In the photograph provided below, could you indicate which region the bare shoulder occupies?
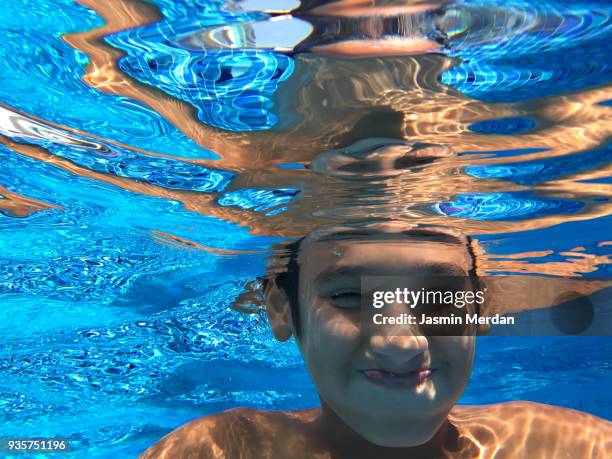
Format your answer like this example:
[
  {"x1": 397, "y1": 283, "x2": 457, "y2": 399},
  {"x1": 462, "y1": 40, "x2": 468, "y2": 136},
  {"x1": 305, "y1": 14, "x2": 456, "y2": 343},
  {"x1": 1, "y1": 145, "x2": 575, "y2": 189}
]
[
  {"x1": 139, "y1": 409, "x2": 230, "y2": 459},
  {"x1": 140, "y1": 408, "x2": 319, "y2": 459},
  {"x1": 452, "y1": 402, "x2": 611, "y2": 458}
]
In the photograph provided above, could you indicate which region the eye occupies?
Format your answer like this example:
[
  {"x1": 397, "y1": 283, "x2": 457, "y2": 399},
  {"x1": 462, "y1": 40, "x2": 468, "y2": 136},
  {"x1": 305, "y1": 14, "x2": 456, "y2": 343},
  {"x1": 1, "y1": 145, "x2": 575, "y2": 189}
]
[{"x1": 328, "y1": 289, "x2": 362, "y2": 309}]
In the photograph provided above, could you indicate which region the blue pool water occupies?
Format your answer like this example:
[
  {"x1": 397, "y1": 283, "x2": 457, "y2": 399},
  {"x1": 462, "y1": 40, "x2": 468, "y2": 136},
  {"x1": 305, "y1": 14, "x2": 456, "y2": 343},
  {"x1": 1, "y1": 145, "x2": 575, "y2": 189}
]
[{"x1": 0, "y1": 0, "x2": 611, "y2": 457}]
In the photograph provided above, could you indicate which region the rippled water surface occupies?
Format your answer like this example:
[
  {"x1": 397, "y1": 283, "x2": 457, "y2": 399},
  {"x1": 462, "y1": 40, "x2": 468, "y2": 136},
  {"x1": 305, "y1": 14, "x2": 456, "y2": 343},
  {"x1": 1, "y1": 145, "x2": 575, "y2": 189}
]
[{"x1": 1, "y1": 0, "x2": 611, "y2": 457}]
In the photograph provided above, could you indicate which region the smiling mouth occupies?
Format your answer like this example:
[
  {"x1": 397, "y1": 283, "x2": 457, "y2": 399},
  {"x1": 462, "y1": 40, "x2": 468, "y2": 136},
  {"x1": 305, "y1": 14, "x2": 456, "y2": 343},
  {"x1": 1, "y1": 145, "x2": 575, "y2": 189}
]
[{"x1": 359, "y1": 368, "x2": 436, "y2": 388}]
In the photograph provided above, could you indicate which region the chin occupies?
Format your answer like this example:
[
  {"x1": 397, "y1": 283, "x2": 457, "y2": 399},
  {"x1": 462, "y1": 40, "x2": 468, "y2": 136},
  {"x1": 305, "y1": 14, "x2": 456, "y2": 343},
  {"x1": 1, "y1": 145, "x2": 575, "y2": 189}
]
[
  {"x1": 361, "y1": 430, "x2": 439, "y2": 448},
  {"x1": 352, "y1": 415, "x2": 446, "y2": 448}
]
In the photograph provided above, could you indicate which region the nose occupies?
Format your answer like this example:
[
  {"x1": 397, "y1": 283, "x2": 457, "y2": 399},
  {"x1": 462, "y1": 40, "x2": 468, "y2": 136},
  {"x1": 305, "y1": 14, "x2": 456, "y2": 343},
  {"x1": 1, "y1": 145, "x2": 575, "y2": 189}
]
[{"x1": 369, "y1": 333, "x2": 429, "y2": 365}]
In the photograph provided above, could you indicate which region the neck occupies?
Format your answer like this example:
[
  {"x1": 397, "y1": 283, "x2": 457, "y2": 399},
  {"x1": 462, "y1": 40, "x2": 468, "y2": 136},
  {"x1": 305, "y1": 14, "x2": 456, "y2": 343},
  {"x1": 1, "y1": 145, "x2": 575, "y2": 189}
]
[{"x1": 315, "y1": 400, "x2": 458, "y2": 459}]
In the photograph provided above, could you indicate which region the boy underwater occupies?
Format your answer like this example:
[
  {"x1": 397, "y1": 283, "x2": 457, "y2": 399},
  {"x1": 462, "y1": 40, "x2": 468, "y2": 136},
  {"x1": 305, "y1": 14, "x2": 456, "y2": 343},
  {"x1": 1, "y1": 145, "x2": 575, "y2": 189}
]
[{"x1": 142, "y1": 222, "x2": 611, "y2": 458}]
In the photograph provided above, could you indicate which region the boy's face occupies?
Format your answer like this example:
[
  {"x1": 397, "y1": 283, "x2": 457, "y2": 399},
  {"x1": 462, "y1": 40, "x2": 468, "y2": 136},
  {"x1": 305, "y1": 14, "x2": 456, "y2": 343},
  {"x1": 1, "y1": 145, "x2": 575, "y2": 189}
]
[{"x1": 274, "y1": 226, "x2": 476, "y2": 447}]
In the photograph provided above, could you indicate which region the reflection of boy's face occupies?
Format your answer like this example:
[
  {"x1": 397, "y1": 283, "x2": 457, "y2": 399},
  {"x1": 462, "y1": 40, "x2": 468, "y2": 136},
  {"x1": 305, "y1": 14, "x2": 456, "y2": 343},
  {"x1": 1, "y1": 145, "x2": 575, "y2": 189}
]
[{"x1": 281, "y1": 229, "x2": 476, "y2": 447}]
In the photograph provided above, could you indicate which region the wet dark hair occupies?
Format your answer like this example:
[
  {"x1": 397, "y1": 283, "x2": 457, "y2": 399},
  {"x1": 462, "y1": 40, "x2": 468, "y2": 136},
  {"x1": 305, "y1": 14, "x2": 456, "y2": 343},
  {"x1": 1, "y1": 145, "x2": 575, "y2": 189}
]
[
  {"x1": 269, "y1": 231, "x2": 480, "y2": 338},
  {"x1": 272, "y1": 238, "x2": 304, "y2": 337}
]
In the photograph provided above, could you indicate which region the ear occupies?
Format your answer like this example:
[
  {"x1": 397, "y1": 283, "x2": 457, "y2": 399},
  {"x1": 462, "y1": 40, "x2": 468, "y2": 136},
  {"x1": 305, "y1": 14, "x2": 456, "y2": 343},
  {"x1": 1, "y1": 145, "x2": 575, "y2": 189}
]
[
  {"x1": 468, "y1": 238, "x2": 491, "y2": 335},
  {"x1": 475, "y1": 317, "x2": 492, "y2": 336},
  {"x1": 265, "y1": 279, "x2": 293, "y2": 342}
]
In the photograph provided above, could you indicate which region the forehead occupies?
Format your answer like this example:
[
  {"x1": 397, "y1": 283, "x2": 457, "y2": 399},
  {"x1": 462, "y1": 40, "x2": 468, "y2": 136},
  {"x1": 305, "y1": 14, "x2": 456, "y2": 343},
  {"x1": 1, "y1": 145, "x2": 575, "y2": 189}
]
[{"x1": 299, "y1": 234, "x2": 472, "y2": 281}]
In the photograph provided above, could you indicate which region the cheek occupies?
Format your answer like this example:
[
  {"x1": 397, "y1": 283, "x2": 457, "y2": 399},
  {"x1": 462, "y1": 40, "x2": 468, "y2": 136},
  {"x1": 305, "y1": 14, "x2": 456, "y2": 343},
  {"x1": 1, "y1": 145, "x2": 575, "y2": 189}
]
[
  {"x1": 432, "y1": 336, "x2": 474, "y2": 380},
  {"x1": 301, "y1": 305, "x2": 363, "y2": 377}
]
